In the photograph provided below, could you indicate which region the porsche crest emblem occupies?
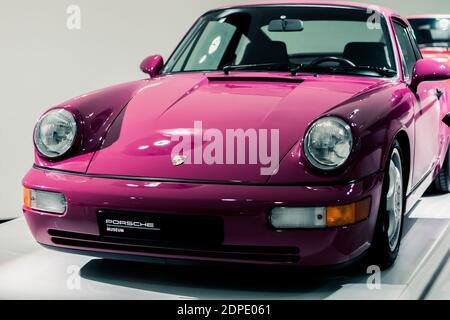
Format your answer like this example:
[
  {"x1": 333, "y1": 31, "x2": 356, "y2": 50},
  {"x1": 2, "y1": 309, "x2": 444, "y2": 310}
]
[{"x1": 172, "y1": 155, "x2": 188, "y2": 166}]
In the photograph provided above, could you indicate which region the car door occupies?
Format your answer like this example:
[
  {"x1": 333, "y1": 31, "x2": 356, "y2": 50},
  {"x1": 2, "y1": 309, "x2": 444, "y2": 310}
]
[{"x1": 393, "y1": 20, "x2": 443, "y2": 187}]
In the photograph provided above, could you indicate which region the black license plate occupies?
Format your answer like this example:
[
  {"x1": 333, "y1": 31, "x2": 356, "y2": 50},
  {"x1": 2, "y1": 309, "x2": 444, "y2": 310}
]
[{"x1": 97, "y1": 210, "x2": 224, "y2": 245}]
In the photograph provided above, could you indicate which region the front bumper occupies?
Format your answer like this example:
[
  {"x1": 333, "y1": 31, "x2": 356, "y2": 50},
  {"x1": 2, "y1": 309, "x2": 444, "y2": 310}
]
[{"x1": 23, "y1": 167, "x2": 384, "y2": 266}]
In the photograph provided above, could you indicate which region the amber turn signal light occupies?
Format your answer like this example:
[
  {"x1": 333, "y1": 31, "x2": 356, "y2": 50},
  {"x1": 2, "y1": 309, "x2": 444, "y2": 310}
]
[
  {"x1": 326, "y1": 198, "x2": 371, "y2": 227},
  {"x1": 23, "y1": 187, "x2": 31, "y2": 209},
  {"x1": 269, "y1": 198, "x2": 371, "y2": 229}
]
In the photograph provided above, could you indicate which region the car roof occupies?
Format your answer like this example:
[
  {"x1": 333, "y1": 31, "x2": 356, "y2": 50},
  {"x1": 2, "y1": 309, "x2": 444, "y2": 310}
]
[{"x1": 213, "y1": 1, "x2": 397, "y2": 17}]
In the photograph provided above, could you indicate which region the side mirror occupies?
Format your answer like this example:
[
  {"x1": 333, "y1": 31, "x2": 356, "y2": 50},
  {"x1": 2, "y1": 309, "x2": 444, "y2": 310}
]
[
  {"x1": 444, "y1": 113, "x2": 450, "y2": 127},
  {"x1": 140, "y1": 55, "x2": 164, "y2": 78},
  {"x1": 410, "y1": 59, "x2": 450, "y2": 93}
]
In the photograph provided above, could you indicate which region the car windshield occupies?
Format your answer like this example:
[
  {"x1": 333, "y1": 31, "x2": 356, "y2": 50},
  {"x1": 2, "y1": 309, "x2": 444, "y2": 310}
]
[
  {"x1": 163, "y1": 6, "x2": 397, "y2": 77},
  {"x1": 409, "y1": 18, "x2": 450, "y2": 48}
]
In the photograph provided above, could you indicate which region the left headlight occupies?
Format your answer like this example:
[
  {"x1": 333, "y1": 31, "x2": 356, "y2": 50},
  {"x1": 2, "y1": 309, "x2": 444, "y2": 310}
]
[
  {"x1": 304, "y1": 117, "x2": 353, "y2": 170},
  {"x1": 34, "y1": 109, "x2": 77, "y2": 158}
]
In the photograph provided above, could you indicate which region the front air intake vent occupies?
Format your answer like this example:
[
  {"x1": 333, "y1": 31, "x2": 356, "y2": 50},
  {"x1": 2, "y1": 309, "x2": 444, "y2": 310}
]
[
  {"x1": 208, "y1": 76, "x2": 304, "y2": 84},
  {"x1": 48, "y1": 229, "x2": 300, "y2": 264}
]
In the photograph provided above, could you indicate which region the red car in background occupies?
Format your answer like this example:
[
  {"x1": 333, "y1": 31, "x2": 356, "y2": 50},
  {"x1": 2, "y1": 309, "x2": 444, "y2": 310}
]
[{"x1": 408, "y1": 15, "x2": 450, "y2": 64}]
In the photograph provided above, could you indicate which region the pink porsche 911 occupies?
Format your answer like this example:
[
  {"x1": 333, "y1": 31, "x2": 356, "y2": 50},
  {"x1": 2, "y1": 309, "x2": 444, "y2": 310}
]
[{"x1": 23, "y1": 1, "x2": 450, "y2": 269}]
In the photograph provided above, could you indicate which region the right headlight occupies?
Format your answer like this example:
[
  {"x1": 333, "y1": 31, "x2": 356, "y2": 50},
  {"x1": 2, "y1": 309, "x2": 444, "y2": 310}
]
[
  {"x1": 34, "y1": 109, "x2": 77, "y2": 158},
  {"x1": 304, "y1": 117, "x2": 353, "y2": 170}
]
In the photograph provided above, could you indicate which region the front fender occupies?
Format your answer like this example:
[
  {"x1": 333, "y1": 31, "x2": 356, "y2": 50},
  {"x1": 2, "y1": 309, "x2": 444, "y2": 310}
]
[
  {"x1": 271, "y1": 82, "x2": 416, "y2": 188},
  {"x1": 34, "y1": 80, "x2": 149, "y2": 173}
]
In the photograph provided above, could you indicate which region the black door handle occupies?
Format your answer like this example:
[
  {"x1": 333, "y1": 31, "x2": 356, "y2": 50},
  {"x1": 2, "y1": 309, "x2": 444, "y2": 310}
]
[{"x1": 436, "y1": 89, "x2": 444, "y2": 100}]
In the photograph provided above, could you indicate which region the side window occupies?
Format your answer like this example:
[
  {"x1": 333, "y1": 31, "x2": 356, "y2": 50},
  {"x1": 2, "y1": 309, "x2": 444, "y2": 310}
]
[
  {"x1": 393, "y1": 22, "x2": 418, "y2": 79},
  {"x1": 408, "y1": 28, "x2": 423, "y2": 60}
]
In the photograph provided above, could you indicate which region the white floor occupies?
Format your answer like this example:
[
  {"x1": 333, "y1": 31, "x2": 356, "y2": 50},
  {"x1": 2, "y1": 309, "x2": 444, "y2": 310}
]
[{"x1": 0, "y1": 193, "x2": 449, "y2": 300}]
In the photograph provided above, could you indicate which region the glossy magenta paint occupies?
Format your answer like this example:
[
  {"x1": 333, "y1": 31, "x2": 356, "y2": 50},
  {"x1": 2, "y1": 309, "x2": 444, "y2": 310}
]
[
  {"x1": 410, "y1": 58, "x2": 450, "y2": 92},
  {"x1": 23, "y1": 2, "x2": 450, "y2": 266},
  {"x1": 87, "y1": 73, "x2": 387, "y2": 184},
  {"x1": 140, "y1": 55, "x2": 164, "y2": 78},
  {"x1": 34, "y1": 80, "x2": 148, "y2": 173}
]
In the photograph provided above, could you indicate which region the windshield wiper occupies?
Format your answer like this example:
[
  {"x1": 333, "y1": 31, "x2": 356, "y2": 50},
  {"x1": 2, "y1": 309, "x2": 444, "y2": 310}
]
[
  {"x1": 223, "y1": 63, "x2": 396, "y2": 78},
  {"x1": 291, "y1": 65, "x2": 397, "y2": 77}
]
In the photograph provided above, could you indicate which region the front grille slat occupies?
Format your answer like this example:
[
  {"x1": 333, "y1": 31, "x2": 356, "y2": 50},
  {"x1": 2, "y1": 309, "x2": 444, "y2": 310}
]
[{"x1": 48, "y1": 229, "x2": 300, "y2": 263}]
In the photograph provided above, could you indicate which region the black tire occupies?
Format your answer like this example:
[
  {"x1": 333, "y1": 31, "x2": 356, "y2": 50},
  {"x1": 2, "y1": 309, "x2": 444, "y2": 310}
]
[
  {"x1": 368, "y1": 140, "x2": 405, "y2": 270},
  {"x1": 433, "y1": 146, "x2": 450, "y2": 193}
]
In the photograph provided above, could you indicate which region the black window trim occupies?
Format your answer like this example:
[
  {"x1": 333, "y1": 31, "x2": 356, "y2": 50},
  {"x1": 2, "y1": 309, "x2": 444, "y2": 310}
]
[
  {"x1": 406, "y1": 28, "x2": 423, "y2": 61},
  {"x1": 394, "y1": 17, "x2": 423, "y2": 60}
]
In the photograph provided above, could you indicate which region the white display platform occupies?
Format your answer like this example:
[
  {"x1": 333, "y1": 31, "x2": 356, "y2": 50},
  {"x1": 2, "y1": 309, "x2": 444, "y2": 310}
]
[{"x1": 0, "y1": 193, "x2": 449, "y2": 300}]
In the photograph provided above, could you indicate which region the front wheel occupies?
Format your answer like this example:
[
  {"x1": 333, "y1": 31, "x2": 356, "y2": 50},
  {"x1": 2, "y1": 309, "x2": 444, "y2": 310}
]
[
  {"x1": 368, "y1": 141, "x2": 404, "y2": 270},
  {"x1": 433, "y1": 146, "x2": 450, "y2": 193}
]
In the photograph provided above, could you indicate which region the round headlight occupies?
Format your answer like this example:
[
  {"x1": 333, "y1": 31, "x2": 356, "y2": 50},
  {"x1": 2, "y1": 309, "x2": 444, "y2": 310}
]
[
  {"x1": 34, "y1": 109, "x2": 77, "y2": 158},
  {"x1": 304, "y1": 117, "x2": 353, "y2": 170}
]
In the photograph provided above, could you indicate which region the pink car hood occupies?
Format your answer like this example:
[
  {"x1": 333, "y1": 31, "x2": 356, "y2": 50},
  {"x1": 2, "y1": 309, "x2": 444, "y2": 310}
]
[{"x1": 87, "y1": 72, "x2": 385, "y2": 183}]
